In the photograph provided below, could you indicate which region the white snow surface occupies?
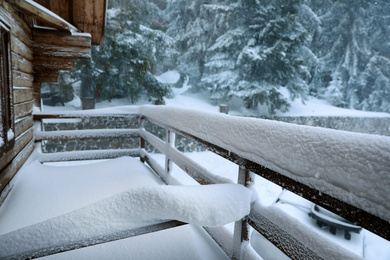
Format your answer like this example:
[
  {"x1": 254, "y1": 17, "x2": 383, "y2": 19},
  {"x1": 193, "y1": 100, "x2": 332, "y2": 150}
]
[
  {"x1": 0, "y1": 157, "x2": 251, "y2": 259},
  {"x1": 154, "y1": 70, "x2": 181, "y2": 84},
  {"x1": 139, "y1": 105, "x2": 390, "y2": 223}
]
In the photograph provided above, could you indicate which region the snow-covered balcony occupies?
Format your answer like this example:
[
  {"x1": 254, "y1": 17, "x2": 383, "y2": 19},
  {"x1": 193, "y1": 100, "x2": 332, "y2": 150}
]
[{"x1": 0, "y1": 106, "x2": 389, "y2": 259}]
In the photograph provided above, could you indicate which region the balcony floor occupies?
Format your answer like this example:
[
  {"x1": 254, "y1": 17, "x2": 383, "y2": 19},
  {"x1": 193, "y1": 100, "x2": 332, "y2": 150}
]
[{"x1": 0, "y1": 156, "x2": 229, "y2": 259}]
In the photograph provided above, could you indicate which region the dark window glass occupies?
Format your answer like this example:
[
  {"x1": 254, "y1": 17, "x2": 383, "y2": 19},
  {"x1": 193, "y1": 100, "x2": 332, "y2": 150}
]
[{"x1": 0, "y1": 20, "x2": 14, "y2": 152}]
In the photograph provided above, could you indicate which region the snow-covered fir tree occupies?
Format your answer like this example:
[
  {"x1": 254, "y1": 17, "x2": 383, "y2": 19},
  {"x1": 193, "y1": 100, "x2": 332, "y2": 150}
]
[
  {"x1": 198, "y1": 0, "x2": 317, "y2": 114},
  {"x1": 75, "y1": 1, "x2": 177, "y2": 106},
  {"x1": 309, "y1": 0, "x2": 390, "y2": 112}
]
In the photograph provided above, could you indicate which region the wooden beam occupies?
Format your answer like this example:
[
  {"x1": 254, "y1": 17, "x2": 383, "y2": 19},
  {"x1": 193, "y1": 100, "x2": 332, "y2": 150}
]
[
  {"x1": 34, "y1": 70, "x2": 59, "y2": 83},
  {"x1": 32, "y1": 81, "x2": 41, "y2": 109},
  {"x1": 33, "y1": 26, "x2": 91, "y2": 47},
  {"x1": 32, "y1": 43, "x2": 90, "y2": 58},
  {"x1": 7, "y1": 0, "x2": 78, "y2": 32},
  {"x1": 34, "y1": 56, "x2": 74, "y2": 71}
]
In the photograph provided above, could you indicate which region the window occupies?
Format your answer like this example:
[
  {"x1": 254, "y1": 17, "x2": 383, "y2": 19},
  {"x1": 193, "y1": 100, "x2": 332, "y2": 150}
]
[{"x1": 0, "y1": 19, "x2": 14, "y2": 153}]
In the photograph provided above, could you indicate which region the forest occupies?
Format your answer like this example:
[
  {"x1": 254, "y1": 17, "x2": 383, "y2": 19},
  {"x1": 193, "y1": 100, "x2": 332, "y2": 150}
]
[{"x1": 46, "y1": 0, "x2": 390, "y2": 115}]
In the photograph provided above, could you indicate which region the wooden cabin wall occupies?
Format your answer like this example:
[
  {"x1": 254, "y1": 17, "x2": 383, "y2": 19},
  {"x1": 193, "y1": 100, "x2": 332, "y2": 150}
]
[
  {"x1": 0, "y1": 0, "x2": 35, "y2": 199},
  {"x1": 34, "y1": 0, "x2": 106, "y2": 45}
]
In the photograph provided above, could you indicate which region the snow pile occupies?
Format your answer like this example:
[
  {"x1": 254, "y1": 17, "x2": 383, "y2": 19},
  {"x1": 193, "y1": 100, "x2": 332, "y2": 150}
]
[
  {"x1": 0, "y1": 156, "x2": 252, "y2": 259},
  {"x1": 0, "y1": 184, "x2": 252, "y2": 258},
  {"x1": 0, "y1": 157, "x2": 163, "y2": 234},
  {"x1": 140, "y1": 105, "x2": 390, "y2": 222},
  {"x1": 154, "y1": 70, "x2": 181, "y2": 84}
]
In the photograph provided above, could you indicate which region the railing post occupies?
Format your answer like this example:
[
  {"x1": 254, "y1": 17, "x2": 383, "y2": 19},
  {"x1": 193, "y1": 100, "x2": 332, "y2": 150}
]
[
  {"x1": 165, "y1": 129, "x2": 176, "y2": 183},
  {"x1": 140, "y1": 117, "x2": 146, "y2": 163},
  {"x1": 232, "y1": 166, "x2": 254, "y2": 260}
]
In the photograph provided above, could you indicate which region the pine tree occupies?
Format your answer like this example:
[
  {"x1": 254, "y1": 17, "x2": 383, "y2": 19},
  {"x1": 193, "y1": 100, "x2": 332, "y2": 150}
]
[
  {"x1": 229, "y1": 0, "x2": 315, "y2": 114},
  {"x1": 75, "y1": 2, "x2": 176, "y2": 106},
  {"x1": 309, "y1": 0, "x2": 390, "y2": 112}
]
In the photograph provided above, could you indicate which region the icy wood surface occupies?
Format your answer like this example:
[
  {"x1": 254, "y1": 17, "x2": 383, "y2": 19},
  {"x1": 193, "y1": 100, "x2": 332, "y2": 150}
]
[{"x1": 140, "y1": 105, "x2": 390, "y2": 222}]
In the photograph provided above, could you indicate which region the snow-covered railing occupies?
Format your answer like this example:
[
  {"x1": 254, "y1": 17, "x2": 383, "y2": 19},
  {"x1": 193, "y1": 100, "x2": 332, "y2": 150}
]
[
  {"x1": 33, "y1": 111, "x2": 141, "y2": 162},
  {"x1": 139, "y1": 106, "x2": 390, "y2": 259},
  {"x1": 32, "y1": 106, "x2": 390, "y2": 259}
]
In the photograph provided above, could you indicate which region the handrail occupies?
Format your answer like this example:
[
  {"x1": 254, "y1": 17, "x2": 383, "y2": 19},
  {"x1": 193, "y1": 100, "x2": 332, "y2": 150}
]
[
  {"x1": 31, "y1": 107, "x2": 390, "y2": 259},
  {"x1": 139, "y1": 106, "x2": 390, "y2": 259}
]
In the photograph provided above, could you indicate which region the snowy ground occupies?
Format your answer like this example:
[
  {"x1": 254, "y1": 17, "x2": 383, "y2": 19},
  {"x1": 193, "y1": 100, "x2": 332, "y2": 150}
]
[{"x1": 43, "y1": 70, "x2": 390, "y2": 118}]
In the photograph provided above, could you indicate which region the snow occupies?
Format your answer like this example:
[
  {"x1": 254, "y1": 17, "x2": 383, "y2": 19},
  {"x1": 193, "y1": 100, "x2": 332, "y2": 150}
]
[
  {"x1": 153, "y1": 151, "x2": 390, "y2": 259},
  {"x1": 139, "y1": 105, "x2": 390, "y2": 224},
  {"x1": 0, "y1": 157, "x2": 251, "y2": 259},
  {"x1": 19, "y1": 71, "x2": 390, "y2": 259},
  {"x1": 154, "y1": 70, "x2": 181, "y2": 84},
  {"x1": 276, "y1": 90, "x2": 390, "y2": 117}
]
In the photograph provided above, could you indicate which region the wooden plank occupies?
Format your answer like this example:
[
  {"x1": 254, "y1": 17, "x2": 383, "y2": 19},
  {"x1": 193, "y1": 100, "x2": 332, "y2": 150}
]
[
  {"x1": 35, "y1": 128, "x2": 140, "y2": 141},
  {"x1": 58, "y1": 0, "x2": 70, "y2": 21},
  {"x1": 49, "y1": 0, "x2": 60, "y2": 17},
  {"x1": 11, "y1": 53, "x2": 33, "y2": 73},
  {"x1": 33, "y1": 26, "x2": 91, "y2": 47},
  {"x1": 0, "y1": 128, "x2": 34, "y2": 172},
  {"x1": 8, "y1": 0, "x2": 79, "y2": 31},
  {"x1": 13, "y1": 87, "x2": 33, "y2": 104},
  {"x1": 0, "y1": 140, "x2": 34, "y2": 195},
  {"x1": 35, "y1": 147, "x2": 140, "y2": 162},
  {"x1": 84, "y1": 0, "x2": 94, "y2": 32},
  {"x1": 34, "y1": 70, "x2": 59, "y2": 82},
  {"x1": 32, "y1": 81, "x2": 41, "y2": 108},
  {"x1": 249, "y1": 208, "x2": 324, "y2": 260},
  {"x1": 11, "y1": 36, "x2": 33, "y2": 61},
  {"x1": 72, "y1": 0, "x2": 84, "y2": 30},
  {"x1": 14, "y1": 100, "x2": 34, "y2": 119},
  {"x1": 15, "y1": 115, "x2": 33, "y2": 137},
  {"x1": 33, "y1": 56, "x2": 74, "y2": 71},
  {"x1": 13, "y1": 70, "x2": 33, "y2": 87},
  {"x1": 33, "y1": 44, "x2": 91, "y2": 59},
  {"x1": 92, "y1": 0, "x2": 106, "y2": 45}
]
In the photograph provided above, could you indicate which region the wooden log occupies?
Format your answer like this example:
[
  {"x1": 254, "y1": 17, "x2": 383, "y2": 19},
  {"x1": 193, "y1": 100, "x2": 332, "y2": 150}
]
[
  {"x1": 34, "y1": 70, "x2": 58, "y2": 82},
  {"x1": 0, "y1": 128, "x2": 34, "y2": 172},
  {"x1": 11, "y1": 53, "x2": 33, "y2": 74},
  {"x1": 33, "y1": 43, "x2": 90, "y2": 59},
  {"x1": 33, "y1": 56, "x2": 74, "y2": 71},
  {"x1": 14, "y1": 100, "x2": 34, "y2": 119},
  {"x1": 12, "y1": 70, "x2": 33, "y2": 87},
  {"x1": 32, "y1": 81, "x2": 41, "y2": 108},
  {"x1": 34, "y1": 70, "x2": 59, "y2": 82},
  {"x1": 11, "y1": 36, "x2": 33, "y2": 61},
  {"x1": 0, "y1": 140, "x2": 34, "y2": 195},
  {"x1": 33, "y1": 27, "x2": 91, "y2": 47},
  {"x1": 15, "y1": 115, "x2": 33, "y2": 137},
  {"x1": 13, "y1": 87, "x2": 33, "y2": 104}
]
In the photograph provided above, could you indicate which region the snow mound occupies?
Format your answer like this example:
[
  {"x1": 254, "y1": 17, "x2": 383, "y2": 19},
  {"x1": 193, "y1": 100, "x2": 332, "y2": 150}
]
[
  {"x1": 154, "y1": 70, "x2": 181, "y2": 84},
  {"x1": 0, "y1": 184, "x2": 252, "y2": 258}
]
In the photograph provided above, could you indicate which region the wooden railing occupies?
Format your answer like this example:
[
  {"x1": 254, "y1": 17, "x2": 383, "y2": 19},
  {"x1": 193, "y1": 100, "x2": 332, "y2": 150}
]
[{"x1": 33, "y1": 107, "x2": 390, "y2": 260}]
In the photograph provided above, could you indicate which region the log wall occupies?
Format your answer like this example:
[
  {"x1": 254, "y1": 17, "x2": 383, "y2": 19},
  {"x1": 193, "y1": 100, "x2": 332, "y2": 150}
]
[{"x1": 0, "y1": 0, "x2": 34, "y2": 199}]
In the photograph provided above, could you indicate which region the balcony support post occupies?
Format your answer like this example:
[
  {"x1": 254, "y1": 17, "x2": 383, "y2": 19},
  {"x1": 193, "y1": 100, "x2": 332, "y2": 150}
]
[
  {"x1": 139, "y1": 117, "x2": 146, "y2": 163},
  {"x1": 165, "y1": 129, "x2": 176, "y2": 184},
  {"x1": 232, "y1": 166, "x2": 254, "y2": 260}
]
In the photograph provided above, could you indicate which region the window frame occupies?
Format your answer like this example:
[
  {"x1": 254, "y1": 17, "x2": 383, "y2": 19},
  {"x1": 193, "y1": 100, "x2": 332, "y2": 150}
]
[{"x1": 0, "y1": 19, "x2": 14, "y2": 156}]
